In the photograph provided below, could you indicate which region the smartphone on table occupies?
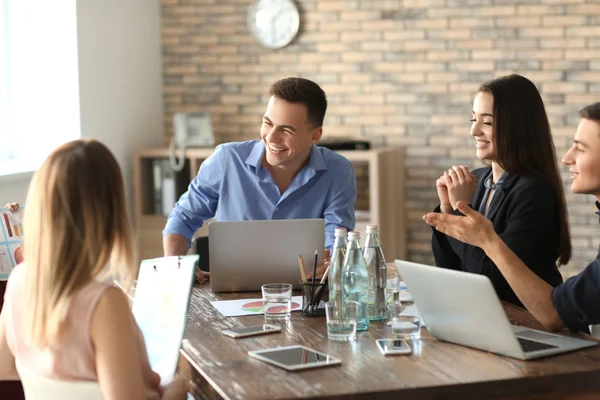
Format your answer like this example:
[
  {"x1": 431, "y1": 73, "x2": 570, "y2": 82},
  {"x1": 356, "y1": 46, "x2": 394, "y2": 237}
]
[
  {"x1": 221, "y1": 324, "x2": 281, "y2": 338},
  {"x1": 376, "y1": 339, "x2": 412, "y2": 355}
]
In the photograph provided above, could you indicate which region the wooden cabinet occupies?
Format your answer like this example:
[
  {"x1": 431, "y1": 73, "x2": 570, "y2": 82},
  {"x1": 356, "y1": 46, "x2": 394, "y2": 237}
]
[{"x1": 132, "y1": 147, "x2": 405, "y2": 262}]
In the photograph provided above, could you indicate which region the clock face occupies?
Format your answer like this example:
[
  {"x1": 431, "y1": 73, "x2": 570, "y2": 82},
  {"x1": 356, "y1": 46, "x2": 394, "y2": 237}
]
[{"x1": 247, "y1": 0, "x2": 300, "y2": 49}]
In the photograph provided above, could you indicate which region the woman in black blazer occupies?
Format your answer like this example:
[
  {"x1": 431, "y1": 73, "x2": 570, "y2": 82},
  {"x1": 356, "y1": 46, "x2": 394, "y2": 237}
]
[{"x1": 431, "y1": 74, "x2": 571, "y2": 306}]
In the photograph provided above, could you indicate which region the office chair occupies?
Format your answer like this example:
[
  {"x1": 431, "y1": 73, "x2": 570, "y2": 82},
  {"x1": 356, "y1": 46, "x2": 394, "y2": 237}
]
[{"x1": 194, "y1": 236, "x2": 210, "y2": 272}]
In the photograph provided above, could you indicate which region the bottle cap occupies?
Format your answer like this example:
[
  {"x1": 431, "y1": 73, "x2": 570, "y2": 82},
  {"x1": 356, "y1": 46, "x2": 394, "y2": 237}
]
[
  {"x1": 334, "y1": 228, "x2": 347, "y2": 237},
  {"x1": 366, "y1": 224, "x2": 379, "y2": 234},
  {"x1": 347, "y1": 231, "x2": 360, "y2": 240}
]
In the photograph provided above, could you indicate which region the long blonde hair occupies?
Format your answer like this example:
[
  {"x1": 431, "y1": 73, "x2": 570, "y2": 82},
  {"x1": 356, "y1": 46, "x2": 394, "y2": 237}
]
[{"x1": 23, "y1": 139, "x2": 135, "y2": 347}]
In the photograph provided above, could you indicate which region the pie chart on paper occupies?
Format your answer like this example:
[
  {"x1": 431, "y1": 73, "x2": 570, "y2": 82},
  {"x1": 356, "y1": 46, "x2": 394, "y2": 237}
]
[{"x1": 242, "y1": 300, "x2": 265, "y2": 313}]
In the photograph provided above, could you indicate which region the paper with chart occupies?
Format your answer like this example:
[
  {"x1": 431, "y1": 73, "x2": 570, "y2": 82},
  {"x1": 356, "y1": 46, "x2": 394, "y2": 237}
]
[
  {"x1": 210, "y1": 296, "x2": 303, "y2": 317},
  {"x1": 399, "y1": 280, "x2": 413, "y2": 302},
  {"x1": 132, "y1": 255, "x2": 197, "y2": 386},
  {"x1": 0, "y1": 207, "x2": 24, "y2": 280}
]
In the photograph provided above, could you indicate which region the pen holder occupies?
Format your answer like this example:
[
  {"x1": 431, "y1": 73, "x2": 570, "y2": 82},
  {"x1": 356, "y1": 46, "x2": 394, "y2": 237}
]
[{"x1": 301, "y1": 282, "x2": 328, "y2": 317}]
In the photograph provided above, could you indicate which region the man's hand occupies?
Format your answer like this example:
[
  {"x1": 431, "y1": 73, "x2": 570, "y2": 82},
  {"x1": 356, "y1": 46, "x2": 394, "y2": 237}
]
[
  {"x1": 164, "y1": 234, "x2": 210, "y2": 284},
  {"x1": 306, "y1": 249, "x2": 330, "y2": 281},
  {"x1": 423, "y1": 201, "x2": 495, "y2": 249},
  {"x1": 195, "y1": 270, "x2": 210, "y2": 284},
  {"x1": 425, "y1": 201, "x2": 565, "y2": 331},
  {"x1": 4, "y1": 203, "x2": 19, "y2": 213},
  {"x1": 444, "y1": 166, "x2": 477, "y2": 210}
]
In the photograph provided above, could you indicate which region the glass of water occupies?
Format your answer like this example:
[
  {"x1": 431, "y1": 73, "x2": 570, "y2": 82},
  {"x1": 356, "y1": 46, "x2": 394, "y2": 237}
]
[
  {"x1": 388, "y1": 301, "x2": 421, "y2": 340},
  {"x1": 325, "y1": 301, "x2": 358, "y2": 341},
  {"x1": 261, "y1": 283, "x2": 293, "y2": 320},
  {"x1": 386, "y1": 271, "x2": 399, "y2": 303}
]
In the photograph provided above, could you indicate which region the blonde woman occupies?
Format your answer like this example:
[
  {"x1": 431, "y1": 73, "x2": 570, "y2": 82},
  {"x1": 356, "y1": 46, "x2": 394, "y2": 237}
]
[{"x1": 0, "y1": 140, "x2": 189, "y2": 399}]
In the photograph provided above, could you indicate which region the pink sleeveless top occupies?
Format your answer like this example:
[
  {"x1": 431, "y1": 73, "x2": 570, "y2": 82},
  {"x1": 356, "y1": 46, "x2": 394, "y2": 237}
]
[{"x1": 4, "y1": 264, "x2": 158, "y2": 397}]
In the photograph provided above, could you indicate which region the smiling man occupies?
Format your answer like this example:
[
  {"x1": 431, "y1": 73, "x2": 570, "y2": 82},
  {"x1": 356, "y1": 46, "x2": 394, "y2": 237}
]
[
  {"x1": 163, "y1": 77, "x2": 356, "y2": 282},
  {"x1": 423, "y1": 102, "x2": 600, "y2": 333}
]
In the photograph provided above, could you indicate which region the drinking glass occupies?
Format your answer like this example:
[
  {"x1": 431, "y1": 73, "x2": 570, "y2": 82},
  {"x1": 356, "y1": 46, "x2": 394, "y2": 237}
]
[
  {"x1": 388, "y1": 300, "x2": 421, "y2": 339},
  {"x1": 261, "y1": 283, "x2": 293, "y2": 320},
  {"x1": 385, "y1": 271, "x2": 399, "y2": 303},
  {"x1": 325, "y1": 301, "x2": 358, "y2": 341}
]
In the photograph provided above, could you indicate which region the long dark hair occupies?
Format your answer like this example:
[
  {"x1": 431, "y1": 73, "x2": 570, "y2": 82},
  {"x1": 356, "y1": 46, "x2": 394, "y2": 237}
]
[{"x1": 479, "y1": 74, "x2": 571, "y2": 265}]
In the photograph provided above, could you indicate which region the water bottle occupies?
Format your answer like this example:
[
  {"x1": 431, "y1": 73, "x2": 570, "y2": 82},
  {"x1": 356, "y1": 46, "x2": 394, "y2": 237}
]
[
  {"x1": 363, "y1": 225, "x2": 388, "y2": 321},
  {"x1": 328, "y1": 228, "x2": 347, "y2": 308},
  {"x1": 342, "y1": 231, "x2": 370, "y2": 331}
]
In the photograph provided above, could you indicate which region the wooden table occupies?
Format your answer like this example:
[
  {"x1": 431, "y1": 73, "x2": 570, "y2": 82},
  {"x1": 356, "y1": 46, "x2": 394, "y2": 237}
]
[{"x1": 178, "y1": 285, "x2": 600, "y2": 400}]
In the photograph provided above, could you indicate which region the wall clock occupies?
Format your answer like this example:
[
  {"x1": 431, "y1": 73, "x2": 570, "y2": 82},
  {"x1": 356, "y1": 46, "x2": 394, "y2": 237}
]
[{"x1": 247, "y1": 0, "x2": 300, "y2": 49}]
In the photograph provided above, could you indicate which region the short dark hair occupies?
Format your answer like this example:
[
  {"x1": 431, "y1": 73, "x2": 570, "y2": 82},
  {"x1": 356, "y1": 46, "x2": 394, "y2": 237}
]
[
  {"x1": 580, "y1": 103, "x2": 600, "y2": 122},
  {"x1": 269, "y1": 77, "x2": 327, "y2": 128},
  {"x1": 479, "y1": 74, "x2": 571, "y2": 265}
]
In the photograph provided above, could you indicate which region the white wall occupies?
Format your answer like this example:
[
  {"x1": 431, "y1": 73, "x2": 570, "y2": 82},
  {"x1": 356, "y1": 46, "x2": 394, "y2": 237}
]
[
  {"x1": 0, "y1": 172, "x2": 31, "y2": 205},
  {"x1": 76, "y1": 0, "x2": 164, "y2": 211},
  {"x1": 0, "y1": 0, "x2": 164, "y2": 212}
]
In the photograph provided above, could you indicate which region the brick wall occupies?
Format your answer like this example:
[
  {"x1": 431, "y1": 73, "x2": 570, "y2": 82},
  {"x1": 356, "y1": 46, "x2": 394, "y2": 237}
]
[{"x1": 161, "y1": 0, "x2": 600, "y2": 277}]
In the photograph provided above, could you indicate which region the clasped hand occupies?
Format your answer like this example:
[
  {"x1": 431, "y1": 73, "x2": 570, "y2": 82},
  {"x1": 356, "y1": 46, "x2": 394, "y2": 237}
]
[{"x1": 436, "y1": 165, "x2": 476, "y2": 213}]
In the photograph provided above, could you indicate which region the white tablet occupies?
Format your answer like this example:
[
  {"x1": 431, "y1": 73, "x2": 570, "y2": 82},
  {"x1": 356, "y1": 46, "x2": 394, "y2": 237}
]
[{"x1": 248, "y1": 345, "x2": 342, "y2": 371}]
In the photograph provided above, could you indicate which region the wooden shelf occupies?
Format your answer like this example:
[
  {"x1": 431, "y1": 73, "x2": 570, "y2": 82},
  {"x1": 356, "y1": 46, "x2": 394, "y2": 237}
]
[{"x1": 132, "y1": 146, "x2": 406, "y2": 262}]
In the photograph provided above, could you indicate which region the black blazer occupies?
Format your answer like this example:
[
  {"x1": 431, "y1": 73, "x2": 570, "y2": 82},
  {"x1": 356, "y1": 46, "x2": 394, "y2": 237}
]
[{"x1": 431, "y1": 167, "x2": 564, "y2": 306}]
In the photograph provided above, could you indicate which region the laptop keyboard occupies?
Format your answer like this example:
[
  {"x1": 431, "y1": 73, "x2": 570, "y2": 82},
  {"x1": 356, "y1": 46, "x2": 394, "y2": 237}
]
[{"x1": 518, "y1": 337, "x2": 558, "y2": 353}]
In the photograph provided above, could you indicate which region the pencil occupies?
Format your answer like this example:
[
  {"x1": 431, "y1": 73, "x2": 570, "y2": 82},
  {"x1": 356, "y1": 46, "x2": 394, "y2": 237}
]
[
  {"x1": 297, "y1": 255, "x2": 307, "y2": 283},
  {"x1": 312, "y1": 282, "x2": 327, "y2": 309},
  {"x1": 319, "y1": 264, "x2": 330, "y2": 285},
  {"x1": 311, "y1": 249, "x2": 318, "y2": 285},
  {"x1": 310, "y1": 249, "x2": 318, "y2": 311}
]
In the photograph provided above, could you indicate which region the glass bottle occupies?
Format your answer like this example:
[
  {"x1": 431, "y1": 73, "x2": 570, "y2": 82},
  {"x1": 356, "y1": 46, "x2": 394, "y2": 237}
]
[
  {"x1": 363, "y1": 225, "x2": 388, "y2": 321},
  {"x1": 328, "y1": 228, "x2": 347, "y2": 308},
  {"x1": 342, "y1": 231, "x2": 370, "y2": 331}
]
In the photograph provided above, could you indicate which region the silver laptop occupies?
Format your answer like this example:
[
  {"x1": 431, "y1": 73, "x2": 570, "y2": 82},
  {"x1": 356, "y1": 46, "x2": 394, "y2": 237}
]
[
  {"x1": 209, "y1": 219, "x2": 325, "y2": 292},
  {"x1": 395, "y1": 260, "x2": 597, "y2": 360}
]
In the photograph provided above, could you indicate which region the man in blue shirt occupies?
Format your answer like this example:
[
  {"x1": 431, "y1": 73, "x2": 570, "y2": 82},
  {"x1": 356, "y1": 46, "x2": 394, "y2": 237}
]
[
  {"x1": 163, "y1": 77, "x2": 356, "y2": 282},
  {"x1": 423, "y1": 102, "x2": 600, "y2": 333}
]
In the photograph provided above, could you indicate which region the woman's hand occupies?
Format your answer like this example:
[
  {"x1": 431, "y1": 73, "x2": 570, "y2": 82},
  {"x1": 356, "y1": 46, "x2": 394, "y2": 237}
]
[
  {"x1": 435, "y1": 176, "x2": 452, "y2": 214},
  {"x1": 423, "y1": 201, "x2": 496, "y2": 249},
  {"x1": 443, "y1": 166, "x2": 476, "y2": 210},
  {"x1": 161, "y1": 375, "x2": 190, "y2": 400},
  {"x1": 4, "y1": 203, "x2": 19, "y2": 213}
]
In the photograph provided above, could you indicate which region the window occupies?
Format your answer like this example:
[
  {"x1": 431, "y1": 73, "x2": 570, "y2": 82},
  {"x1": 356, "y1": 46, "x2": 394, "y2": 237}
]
[
  {"x1": 0, "y1": 3, "x2": 8, "y2": 163},
  {"x1": 0, "y1": 0, "x2": 80, "y2": 176}
]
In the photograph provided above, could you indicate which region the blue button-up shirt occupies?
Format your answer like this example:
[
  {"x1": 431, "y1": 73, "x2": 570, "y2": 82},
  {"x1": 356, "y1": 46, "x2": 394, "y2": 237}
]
[{"x1": 163, "y1": 140, "x2": 356, "y2": 249}]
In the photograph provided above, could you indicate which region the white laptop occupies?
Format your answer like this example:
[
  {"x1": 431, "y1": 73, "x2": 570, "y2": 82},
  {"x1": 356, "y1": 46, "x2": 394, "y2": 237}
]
[
  {"x1": 209, "y1": 219, "x2": 325, "y2": 292},
  {"x1": 395, "y1": 260, "x2": 597, "y2": 360}
]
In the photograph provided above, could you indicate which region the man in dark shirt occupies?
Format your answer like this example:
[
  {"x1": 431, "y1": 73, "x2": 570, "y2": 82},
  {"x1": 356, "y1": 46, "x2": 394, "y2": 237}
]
[{"x1": 423, "y1": 102, "x2": 600, "y2": 332}]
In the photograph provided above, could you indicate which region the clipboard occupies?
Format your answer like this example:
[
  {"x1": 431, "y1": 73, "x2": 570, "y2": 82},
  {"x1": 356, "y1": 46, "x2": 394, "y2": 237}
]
[{"x1": 131, "y1": 255, "x2": 198, "y2": 385}]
